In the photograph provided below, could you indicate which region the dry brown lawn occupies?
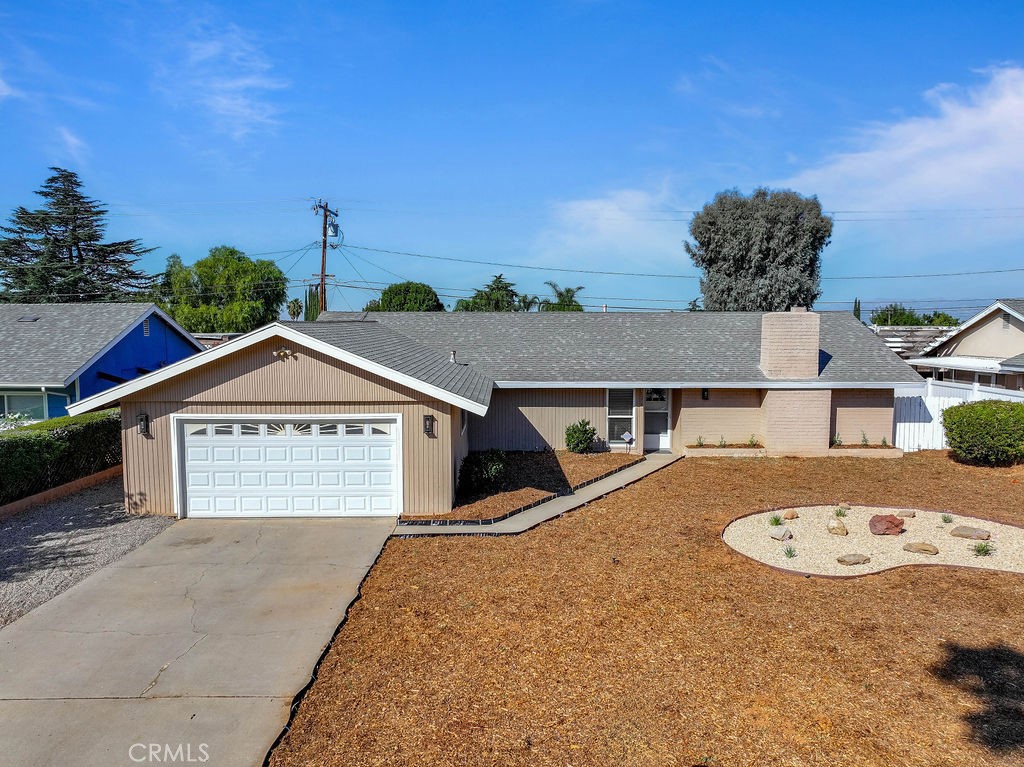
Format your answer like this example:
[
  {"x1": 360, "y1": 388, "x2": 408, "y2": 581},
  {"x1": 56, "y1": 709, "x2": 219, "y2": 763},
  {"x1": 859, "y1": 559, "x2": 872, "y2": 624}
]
[
  {"x1": 271, "y1": 451, "x2": 1024, "y2": 767},
  {"x1": 404, "y1": 450, "x2": 640, "y2": 521}
]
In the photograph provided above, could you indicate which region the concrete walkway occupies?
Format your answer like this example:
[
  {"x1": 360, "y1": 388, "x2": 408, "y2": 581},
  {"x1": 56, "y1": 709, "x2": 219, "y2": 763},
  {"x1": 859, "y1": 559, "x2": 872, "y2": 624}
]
[
  {"x1": 395, "y1": 452, "x2": 682, "y2": 536},
  {"x1": 0, "y1": 517, "x2": 394, "y2": 767}
]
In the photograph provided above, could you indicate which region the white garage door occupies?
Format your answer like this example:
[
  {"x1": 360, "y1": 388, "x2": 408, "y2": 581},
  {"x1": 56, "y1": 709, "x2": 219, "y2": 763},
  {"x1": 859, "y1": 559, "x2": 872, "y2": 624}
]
[{"x1": 181, "y1": 419, "x2": 400, "y2": 518}]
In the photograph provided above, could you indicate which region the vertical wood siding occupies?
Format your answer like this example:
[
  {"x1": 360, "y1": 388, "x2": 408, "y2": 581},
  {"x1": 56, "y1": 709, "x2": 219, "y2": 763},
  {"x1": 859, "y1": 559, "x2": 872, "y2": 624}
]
[
  {"x1": 120, "y1": 338, "x2": 457, "y2": 517},
  {"x1": 468, "y1": 388, "x2": 606, "y2": 451}
]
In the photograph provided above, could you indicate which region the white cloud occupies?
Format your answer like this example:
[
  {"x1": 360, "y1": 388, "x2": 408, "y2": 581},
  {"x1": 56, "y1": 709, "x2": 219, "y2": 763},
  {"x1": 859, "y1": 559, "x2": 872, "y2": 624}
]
[
  {"x1": 157, "y1": 22, "x2": 288, "y2": 139},
  {"x1": 535, "y1": 182, "x2": 693, "y2": 268},
  {"x1": 784, "y1": 66, "x2": 1024, "y2": 213},
  {"x1": 56, "y1": 126, "x2": 88, "y2": 164}
]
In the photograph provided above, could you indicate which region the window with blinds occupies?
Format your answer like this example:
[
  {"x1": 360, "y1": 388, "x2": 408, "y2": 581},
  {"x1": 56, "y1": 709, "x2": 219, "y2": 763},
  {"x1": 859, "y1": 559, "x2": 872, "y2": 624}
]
[{"x1": 607, "y1": 388, "x2": 634, "y2": 444}]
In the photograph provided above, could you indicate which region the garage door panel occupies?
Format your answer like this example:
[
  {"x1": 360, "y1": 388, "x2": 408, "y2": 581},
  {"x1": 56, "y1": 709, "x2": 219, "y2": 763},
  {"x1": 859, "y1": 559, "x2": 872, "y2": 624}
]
[{"x1": 183, "y1": 419, "x2": 399, "y2": 518}]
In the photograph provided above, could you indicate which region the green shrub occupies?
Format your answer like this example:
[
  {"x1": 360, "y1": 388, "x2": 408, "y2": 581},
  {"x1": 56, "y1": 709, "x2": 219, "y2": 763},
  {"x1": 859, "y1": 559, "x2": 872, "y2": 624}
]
[
  {"x1": 457, "y1": 449, "x2": 510, "y2": 497},
  {"x1": 0, "y1": 409, "x2": 121, "y2": 504},
  {"x1": 943, "y1": 400, "x2": 1024, "y2": 466},
  {"x1": 564, "y1": 419, "x2": 598, "y2": 454},
  {"x1": 768, "y1": 514, "x2": 782, "y2": 526}
]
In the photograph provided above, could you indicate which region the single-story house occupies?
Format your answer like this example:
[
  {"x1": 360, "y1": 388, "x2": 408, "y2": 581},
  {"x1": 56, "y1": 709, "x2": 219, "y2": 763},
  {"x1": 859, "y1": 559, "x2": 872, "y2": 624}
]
[
  {"x1": 0, "y1": 303, "x2": 202, "y2": 420},
  {"x1": 907, "y1": 299, "x2": 1024, "y2": 390},
  {"x1": 67, "y1": 308, "x2": 921, "y2": 518}
]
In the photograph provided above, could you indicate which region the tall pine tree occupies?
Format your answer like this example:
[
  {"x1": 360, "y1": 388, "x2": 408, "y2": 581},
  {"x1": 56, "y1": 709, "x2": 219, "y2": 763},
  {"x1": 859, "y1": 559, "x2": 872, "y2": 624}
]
[{"x1": 0, "y1": 168, "x2": 153, "y2": 302}]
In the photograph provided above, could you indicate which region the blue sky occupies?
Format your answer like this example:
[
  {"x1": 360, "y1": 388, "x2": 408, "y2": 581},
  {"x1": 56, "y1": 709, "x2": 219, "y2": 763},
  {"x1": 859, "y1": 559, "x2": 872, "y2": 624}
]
[{"x1": 2, "y1": 1, "x2": 1023, "y2": 318}]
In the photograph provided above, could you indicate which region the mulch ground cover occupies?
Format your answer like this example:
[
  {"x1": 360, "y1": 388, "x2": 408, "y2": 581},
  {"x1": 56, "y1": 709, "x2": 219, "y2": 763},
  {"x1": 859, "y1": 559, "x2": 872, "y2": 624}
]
[
  {"x1": 271, "y1": 451, "x2": 1024, "y2": 767},
  {"x1": 403, "y1": 450, "x2": 640, "y2": 521}
]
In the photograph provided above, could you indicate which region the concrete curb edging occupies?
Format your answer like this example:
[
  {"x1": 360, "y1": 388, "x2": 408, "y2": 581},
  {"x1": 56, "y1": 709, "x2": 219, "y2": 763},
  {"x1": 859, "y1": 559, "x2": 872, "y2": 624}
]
[
  {"x1": 400, "y1": 454, "x2": 646, "y2": 527},
  {"x1": 393, "y1": 453, "x2": 681, "y2": 538},
  {"x1": 0, "y1": 465, "x2": 123, "y2": 522}
]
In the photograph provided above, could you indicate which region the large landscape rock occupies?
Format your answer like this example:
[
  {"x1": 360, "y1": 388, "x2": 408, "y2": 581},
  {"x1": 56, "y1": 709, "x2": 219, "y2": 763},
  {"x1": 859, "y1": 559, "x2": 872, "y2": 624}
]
[
  {"x1": 827, "y1": 518, "x2": 848, "y2": 536},
  {"x1": 769, "y1": 526, "x2": 793, "y2": 541},
  {"x1": 837, "y1": 553, "x2": 871, "y2": 566},
  {"x1": 903, "y1": 542, "x2": 939, "y2": 555},
  {"x1": 951, "y1": 526, "x2": 991, "y2": 540},
  {"x1": 869, "y1": 514, "x2": 905, "y2": 535},
  {"x1": 896, "y1": 510, "x2": 916, "y2": 519},
  {"x1": 782, "y1": 509, "x2": 799, "y2": 520}
]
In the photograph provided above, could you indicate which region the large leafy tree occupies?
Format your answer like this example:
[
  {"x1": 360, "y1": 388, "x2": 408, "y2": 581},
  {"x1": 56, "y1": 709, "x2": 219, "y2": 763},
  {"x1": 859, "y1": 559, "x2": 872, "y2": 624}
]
[
  {"x1": 0, "y1": 167, "x2": 153, "y2": 302},
  {"x1": 364, "y1": 281, "x2": 444, "y2": 312},
  {"x1": 159, "y1": 246, "x2": 287, "y2": 333},
  {"x1": 685, "y1": 188, "x2": 833, "y2": 311},
  {"x1": 454, "y1": 274, "x2": 520, "y2": 311},
  {"x1": 539, "y1": 281, "x2": 584, "y2": 312},
  {"x1": 870, "y1": 303, "x2": 959, "y2": 326}
]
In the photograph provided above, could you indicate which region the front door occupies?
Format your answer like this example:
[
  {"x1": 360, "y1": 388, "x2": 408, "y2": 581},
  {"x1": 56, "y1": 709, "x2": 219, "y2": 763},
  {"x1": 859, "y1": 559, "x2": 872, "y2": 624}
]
[{"x1": 643, "y1": 388, "x2": 671, "y2": 451}]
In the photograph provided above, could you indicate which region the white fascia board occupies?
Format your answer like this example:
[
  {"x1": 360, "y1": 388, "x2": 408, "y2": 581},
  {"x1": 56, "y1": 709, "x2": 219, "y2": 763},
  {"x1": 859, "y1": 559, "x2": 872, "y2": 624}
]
[
  {"x1": 493, "y1": 380, "x2": 923, "y2": 390},
  {"x1": 63, "y1": 304, "x2": 206, "y2": 387},
  {"x1": 918, "y1": 301, "x2": 1024, "y2": 356},
  {"x1": 907, "y1": 357, "x2": 1003, "y2": 373},
  {"x1": 67, "y1": 323, "x2": 489, "y2": 417},
  {"x1": 0, "y1": 381, "x2": 67, "y2": 389}
]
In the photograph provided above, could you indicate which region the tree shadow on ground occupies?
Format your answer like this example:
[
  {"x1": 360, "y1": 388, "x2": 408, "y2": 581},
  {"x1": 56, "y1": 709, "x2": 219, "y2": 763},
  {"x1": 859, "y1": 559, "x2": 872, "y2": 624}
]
[
  {"x1": 0, "y1": 482, "x2": 128, "y2": 582},
  {"x1": 930, "y1": 642, "x2": 1024, "y2": 753},
  {"x1": 456, "y1": 450, "x2": 570, "y2": 505}
]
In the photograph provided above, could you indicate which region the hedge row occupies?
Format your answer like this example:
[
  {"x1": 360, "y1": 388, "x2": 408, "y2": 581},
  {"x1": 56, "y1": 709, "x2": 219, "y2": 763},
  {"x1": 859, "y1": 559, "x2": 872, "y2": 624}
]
[
  {"x1": 0, "y1": 409, "x2": 122, "y2": 505},
  {"x1": 943, "y1": 399, "x2": 1024, "y2": 467}
]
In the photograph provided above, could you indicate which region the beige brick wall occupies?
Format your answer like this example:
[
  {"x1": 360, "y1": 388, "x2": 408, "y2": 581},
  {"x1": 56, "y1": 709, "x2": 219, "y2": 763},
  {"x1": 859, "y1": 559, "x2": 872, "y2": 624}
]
[
  {"x1": 672, "y1": 388, "x2": 764, "y2": 448},
  {"x1": 761, "y1": 389, "x2": 831, "y2": 451},
  {"x1": 759, "y1": 312, "x2": 821, "y2": 379},
  {"x1": 831, "y1": 389, "x2": 894, "y2": 446}
]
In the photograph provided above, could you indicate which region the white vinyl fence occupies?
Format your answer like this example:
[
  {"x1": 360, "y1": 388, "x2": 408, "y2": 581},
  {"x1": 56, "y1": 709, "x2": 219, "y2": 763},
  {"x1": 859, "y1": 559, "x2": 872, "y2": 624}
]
[{"x1": 894, "y1": 379, "x2": 1024, "y2": 452}]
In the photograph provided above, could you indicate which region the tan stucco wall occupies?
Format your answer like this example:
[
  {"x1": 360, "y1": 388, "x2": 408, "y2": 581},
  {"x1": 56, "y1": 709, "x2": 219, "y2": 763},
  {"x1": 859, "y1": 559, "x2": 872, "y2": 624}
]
[
  {"x1": 468, "y1": 387, "x2": 606, "y2": 451},
  {"x1": 120, "y1": 337, "x2": 457, "y2": 517},
  {"x1": 933, "y1": 309, "x2": 1024, "y2": 359},
  {"x1": 672, "y1": 389, "x2": 764, "y2": 449},
  {"x1": 761, "y1": 389, "x2": 831, "y2": 451},
  {"x1": 830, "y1": 389, "x2": 894, "y2": 445}
]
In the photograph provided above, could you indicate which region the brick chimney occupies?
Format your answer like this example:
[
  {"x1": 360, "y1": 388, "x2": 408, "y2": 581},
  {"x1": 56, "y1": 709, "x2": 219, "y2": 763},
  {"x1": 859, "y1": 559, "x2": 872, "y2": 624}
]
[{"x1": 759, "y1": 307, "x2": 820, "y2": 379}]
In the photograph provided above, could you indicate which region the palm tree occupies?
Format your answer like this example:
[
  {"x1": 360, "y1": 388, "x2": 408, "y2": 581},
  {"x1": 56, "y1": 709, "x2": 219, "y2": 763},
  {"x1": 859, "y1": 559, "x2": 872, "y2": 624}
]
[
  {"x1": 287, "y1": 298, "x2": 303, "y2": 320},
  {"x1": 516, "y1": 294, "x2": 540, "y2": 312},
  {"x1": 540, "y1": 281, "x2": 585, "y2": 312}
]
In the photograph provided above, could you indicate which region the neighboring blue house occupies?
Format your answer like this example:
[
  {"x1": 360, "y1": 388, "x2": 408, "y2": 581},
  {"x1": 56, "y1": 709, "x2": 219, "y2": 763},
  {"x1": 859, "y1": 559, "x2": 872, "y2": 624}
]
[{"x1": 0, "y1": 303, "x2": 203, "y2": 420}]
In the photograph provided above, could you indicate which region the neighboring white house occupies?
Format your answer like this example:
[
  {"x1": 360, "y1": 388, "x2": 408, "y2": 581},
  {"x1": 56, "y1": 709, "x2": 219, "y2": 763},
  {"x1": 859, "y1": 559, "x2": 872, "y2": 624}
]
[{"x1": 906, "y1": 299, "x2": 1024, "y2": 391}]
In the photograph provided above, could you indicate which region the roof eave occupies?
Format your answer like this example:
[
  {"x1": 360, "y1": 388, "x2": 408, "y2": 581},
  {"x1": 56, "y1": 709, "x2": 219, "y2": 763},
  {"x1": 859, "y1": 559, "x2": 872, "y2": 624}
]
[{"x1": 66, "y1": 323, "x2": 491, "y2": 417}]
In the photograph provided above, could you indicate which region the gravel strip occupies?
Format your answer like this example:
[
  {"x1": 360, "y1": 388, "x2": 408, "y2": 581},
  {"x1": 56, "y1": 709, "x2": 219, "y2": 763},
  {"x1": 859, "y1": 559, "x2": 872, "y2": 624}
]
[
  {"x1": 723, "y1": 504, "x2": 1024, "y2": 577},
  {"x1": 0, "y1": 479, "x2": 173, "y2": 626}
]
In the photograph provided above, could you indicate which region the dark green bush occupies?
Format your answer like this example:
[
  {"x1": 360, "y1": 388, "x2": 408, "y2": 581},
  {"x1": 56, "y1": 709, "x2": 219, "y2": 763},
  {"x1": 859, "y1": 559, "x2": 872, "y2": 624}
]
[
  {"x1": 564, "y1": 419, "x2": 598, "y2": 454},
  {"x1": 943, "y1": 400, "x2": 1024, "y2": 466},
  {"x1": 0, "y1": 409, "x2": 122, "y2": 504},
  {"x1": 457, "y1": 449, "x2": 509, "y2": 497}
]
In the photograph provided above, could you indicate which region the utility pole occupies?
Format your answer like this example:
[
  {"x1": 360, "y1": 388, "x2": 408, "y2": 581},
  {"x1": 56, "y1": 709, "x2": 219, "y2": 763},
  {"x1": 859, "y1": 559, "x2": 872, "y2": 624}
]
[{"x1": 311, "y1": 199, "x2": 338, "y2": 312}]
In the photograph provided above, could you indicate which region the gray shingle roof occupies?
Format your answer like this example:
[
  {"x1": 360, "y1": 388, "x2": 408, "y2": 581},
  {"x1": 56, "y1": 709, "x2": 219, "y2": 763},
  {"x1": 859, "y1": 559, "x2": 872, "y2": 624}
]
[
  {"x1": 317, "y1": 311, "x2": 921, "y2": 385},
  {"x1": 283, "y1": 320, "x2": 493, "y2": 407},
  {"x1": 1002, "y1": 352, "x2": 1024, "y2": 369},
  {"x1": 0, "y1": 303, "x2": 156, "y2": 386},
  {"x1": 999, "y1": 298, "x2": 1024, "y2": 316}
]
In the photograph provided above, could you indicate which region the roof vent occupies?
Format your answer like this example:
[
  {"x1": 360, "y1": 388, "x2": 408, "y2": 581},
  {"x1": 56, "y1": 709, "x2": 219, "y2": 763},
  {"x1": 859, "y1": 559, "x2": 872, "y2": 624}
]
[
  {"x1": 450, "y1": 350, "x2": 457, "y2": 363},
  {"x1": 17, "y1": 315, "x2": 40, "y2": 322}
]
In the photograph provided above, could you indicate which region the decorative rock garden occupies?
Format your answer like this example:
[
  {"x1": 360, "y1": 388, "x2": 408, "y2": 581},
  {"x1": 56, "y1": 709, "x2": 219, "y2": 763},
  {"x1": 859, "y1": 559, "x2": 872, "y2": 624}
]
[{"x1": 722, "y1": 505, "x2": 1024, "y2": 577}]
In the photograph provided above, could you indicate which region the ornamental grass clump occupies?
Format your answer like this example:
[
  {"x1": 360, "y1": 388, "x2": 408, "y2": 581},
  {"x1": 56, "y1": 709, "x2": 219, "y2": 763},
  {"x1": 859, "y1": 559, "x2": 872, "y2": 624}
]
[{"x1": 768, "y1": 514, "x2": 783, "y2": 527}]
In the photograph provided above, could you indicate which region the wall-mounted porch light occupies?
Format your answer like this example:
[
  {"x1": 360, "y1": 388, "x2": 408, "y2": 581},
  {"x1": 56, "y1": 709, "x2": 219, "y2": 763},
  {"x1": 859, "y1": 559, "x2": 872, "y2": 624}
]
[
  {"x1": 137, "y1": 413, "x2": 150, "y2": 436},
  {"x1": 423, "y1": 414, "x2": 436, "y2": 437},
  {"x1": 701, "y1": 388, "x2": 710, "y2": 401}
]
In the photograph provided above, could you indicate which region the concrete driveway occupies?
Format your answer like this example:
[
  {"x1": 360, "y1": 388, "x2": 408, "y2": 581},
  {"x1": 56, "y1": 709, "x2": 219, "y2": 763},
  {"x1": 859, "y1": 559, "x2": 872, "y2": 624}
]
[{"x1": 0, "y1": 516, "x2": 394, "y2": 767}]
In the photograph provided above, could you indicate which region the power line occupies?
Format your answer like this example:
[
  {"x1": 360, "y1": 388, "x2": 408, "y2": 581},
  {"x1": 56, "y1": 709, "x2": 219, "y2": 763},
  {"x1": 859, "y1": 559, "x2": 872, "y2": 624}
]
[{"x1": 344, "y1": 242, "x2": 1024, "y2": 282}]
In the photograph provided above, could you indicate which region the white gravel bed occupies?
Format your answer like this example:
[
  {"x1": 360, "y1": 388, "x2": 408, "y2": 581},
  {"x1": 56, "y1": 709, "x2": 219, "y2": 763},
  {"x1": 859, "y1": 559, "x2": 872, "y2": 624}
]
[
  {"x1": 722, "y1": 505, "x2": 1024, "y2": 577},
  {"x1": 0, "y1": 479, "x2": 173, "y2": 626}
]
